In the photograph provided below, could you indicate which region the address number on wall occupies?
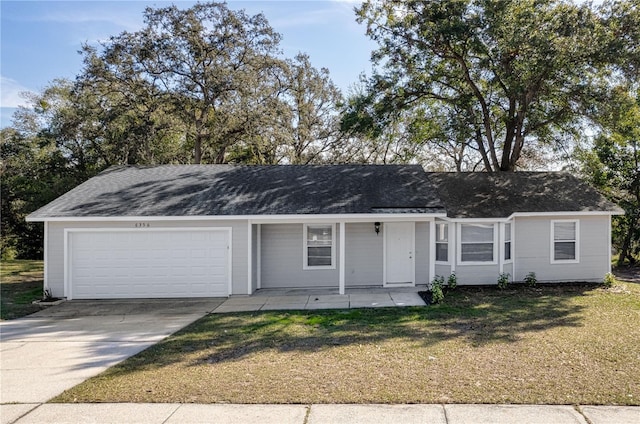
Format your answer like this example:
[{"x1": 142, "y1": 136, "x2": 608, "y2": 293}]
[{"x1": 134, "y1": 223, "x2": 150, "y2": 228}]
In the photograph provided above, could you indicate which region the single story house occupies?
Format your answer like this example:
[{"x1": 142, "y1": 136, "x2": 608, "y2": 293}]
[{"x1": 26, "y1": 165, "x2": 622, "y2": 300}]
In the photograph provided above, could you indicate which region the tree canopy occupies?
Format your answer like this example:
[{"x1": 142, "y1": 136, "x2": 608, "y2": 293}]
[
  {"x1": 1, "y1": 1, "x2": 348, "y2": 259},
  {"x1": 343, "y1": 0, "x2": 640, "y2": 171},
  {"x1": 579, "y1": 86, "x2": 640, "y2": 265}
]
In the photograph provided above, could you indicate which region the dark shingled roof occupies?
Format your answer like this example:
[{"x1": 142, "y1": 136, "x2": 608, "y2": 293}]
[
  {"x1": 27, "y1": 164, "x2": 445, "y2": 218},
  {"x1": 426, "y1": 172, "x2": 622, "y2": 218}
]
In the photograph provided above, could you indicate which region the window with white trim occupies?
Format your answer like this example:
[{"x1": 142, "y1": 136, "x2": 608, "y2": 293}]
[
  {"x1": 552, "y1": 220, "x2": 578, "y2": 262},
  {"x1": 504, "y1": 223, "x2": 512, "y2": 261},
  {"x1": 435, "y1": 223, "x2": 448, "y2": 262},
  {"x1": 460, "y1": 223, "x2": 495, "y2": 263},
  {"x1": 304, "y1": 224, "x2": 335, "y2": 269}
]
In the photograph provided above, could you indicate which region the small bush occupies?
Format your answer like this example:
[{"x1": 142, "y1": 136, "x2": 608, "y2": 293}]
[
  {"x1": 447, "y1": 272, "x2": 457, "y2": 290},
  {"x1": 497, "y1": 272, "x2": 510, "y2": 289},
  {"x1": 431, "y1": 275, "x2": 444, "y2": 288},
  {"x1": 431, "y1": 284, "x2": 444, "y2": 304},
  {"x1": 602, "y1": 272, "x2": 617, "y2": 288},
  {"x1": 430, "y1": 275, "x2": 445, "y2": 304},
  {"x1": 1, "y1": 245, "x2": 17, "y2": 261},
  {"x1": 524, "y1": 272, "x2": 537, "y2": 287}
]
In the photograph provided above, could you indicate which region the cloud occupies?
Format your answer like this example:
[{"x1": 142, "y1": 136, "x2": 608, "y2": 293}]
[
  {"x1": 18, "y1": 1, "x2": 148, "y2": 32},
  {"x1": 37, "y1": 9, "x2": 143, "y2": 31},
  {"x1": 267, "y1": 2, "x2": 360, "y2": 30},
  {"x1": 0, "y1": 76, "x2": 34, "y2": 108}
]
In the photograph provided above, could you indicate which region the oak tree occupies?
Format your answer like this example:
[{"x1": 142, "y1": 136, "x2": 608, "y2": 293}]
[{"x1": 345, "y1": 0, "x2": 640, "y2": 171}]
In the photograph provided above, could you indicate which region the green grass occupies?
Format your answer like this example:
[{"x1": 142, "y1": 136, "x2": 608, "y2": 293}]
[
  {"x1": 1, "y1": 260, "x2": 44, "y2": 320},
  {"x1": 54, "y1": 282, "x2": 640, "y2": 405}
]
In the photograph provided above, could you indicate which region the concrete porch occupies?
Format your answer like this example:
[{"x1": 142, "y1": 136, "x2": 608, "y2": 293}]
[{"x1": 213, "y1": 286, "x2": 428, "y2": 313}]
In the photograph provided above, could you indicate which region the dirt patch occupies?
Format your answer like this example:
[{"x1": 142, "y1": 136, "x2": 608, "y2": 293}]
[{"x1": 614, "y1": 266, "x2": 640, "y2": 283}]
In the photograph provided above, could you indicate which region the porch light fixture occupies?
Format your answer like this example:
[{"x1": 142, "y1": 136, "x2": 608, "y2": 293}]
[{"x1": 374, "y1": 222, "x2": 381, "y2": 235}]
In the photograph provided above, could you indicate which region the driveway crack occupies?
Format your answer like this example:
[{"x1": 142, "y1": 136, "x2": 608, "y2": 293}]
[
  {"x1": 161, "y1": 403, "x2": 182, "y2": 424},
  {"x1": 574, "y1": 404, "x2": 594, "y2": 424}
]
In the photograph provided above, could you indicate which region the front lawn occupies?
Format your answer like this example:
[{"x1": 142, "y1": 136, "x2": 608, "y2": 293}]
[
  {"x1": 1, "y1": 260, "x2": 44, "y2": 320},
  {"x1": 54, "y1": 281, "x2": 640, "y2": 405}
]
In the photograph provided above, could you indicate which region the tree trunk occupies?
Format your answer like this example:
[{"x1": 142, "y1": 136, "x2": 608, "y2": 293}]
[
  {"x1": 618, "y1": 216, "x2": 638, "y2": 266},
  {"x1": 194, "y1": 133, "x2": 202, "y2": 164}
]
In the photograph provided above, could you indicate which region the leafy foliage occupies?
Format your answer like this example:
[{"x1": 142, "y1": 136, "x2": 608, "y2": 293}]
[
  {"x1": 579, "y1": 86, "x2": 640, "y2": 265},
  {"x1": 430, "y1": 275, "x2": 445, "y2": 304},
  {"x1": 602, "y1": 272, "x2": 618, "y2": 288},
  {"x1": 2, "y1": 2, "x2": 348, "y2": 258},
  {"x1": 447, "y1": 272, "x2": 457, "y2": 290},
  {"x1": 524, "y1": 272, "x2": 538, "y2": 287},
  {"x1": 0, "y1": 120, "x2": 84, "y2": 259},
  {"x1": 344, "y1": 0, "x2": 640, "y2": 171},
  {"x1": 497, "y1": 272, "x2": 510, "y2": 289}
]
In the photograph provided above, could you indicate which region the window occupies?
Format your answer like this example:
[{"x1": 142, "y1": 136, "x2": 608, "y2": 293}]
[
  {"x1": 460, "y1": 223, "x2": 495, "y2": 263},
  {"x1": 435, "y1": 223, "x2": 448, "y2": 262},
  {"x1": 504, "y1": 223, "x2": 512, "y2": 261},
  {"x1": 552, "y1": 220, "x2": 578, "y2": 262},
  {"x1": 304, "y1": 224, "x2": 335, "y2": 269}
]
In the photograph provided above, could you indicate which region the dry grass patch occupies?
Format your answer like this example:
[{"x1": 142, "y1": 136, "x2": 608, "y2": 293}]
[
  {"x1": 1, "y1": 260, "x2": 43, "y2": 320},
  {"x1": 54, "y1": 282, "x2": 640, "y2": 405}
]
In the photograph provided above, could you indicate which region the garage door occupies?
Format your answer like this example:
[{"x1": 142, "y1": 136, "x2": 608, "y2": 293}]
[{"x1": 67, "y1": 229, "x2": 230, "y2": 299}]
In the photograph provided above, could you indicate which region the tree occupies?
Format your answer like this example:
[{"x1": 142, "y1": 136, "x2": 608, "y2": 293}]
[
  {"x1": 0, "y1": 123, "x2": 80, "y2": 259},
  {"x1": 9, "y1": 80, "x2": 103, "y2": 179},
  {"x1": 579, "y1": 87, "x2": 640, "y2": 266},
  {"x1": 345, "y1": 0, "x2": 639, "y2": 172},
  {"x1": 277, "y1": 53, "x2": 345, "y2": 164},
  {"x1": 2, "y1": 2, "x2": 353, "y2": 257},
  {"x1": 75, "y1": 55, "x2": 186, "y2": 166},
  {"x1": 86, "y1": 2, "x2": 283, "y2": 164}
]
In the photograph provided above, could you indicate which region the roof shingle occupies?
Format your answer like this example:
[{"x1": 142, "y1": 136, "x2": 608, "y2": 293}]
[
  {"x1": 27, "y1": 164, "x2": 444, "y2": 218},
  {"x1": 27, "y1": 166, "x2": 622, "y2": 220},
  {"x1": 426, "y1": 172, "x2": 622, "y2": 218}
]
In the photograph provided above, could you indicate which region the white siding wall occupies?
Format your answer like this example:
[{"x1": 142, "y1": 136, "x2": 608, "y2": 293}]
[
  {"x1": 260, "y1": 221, "x2": 430, "y2": 289},
  {"x1": 435, "y1": 264, "x2": 452, "y2": 281},
  {"x1": 454, "y1": 264, "x2": 501, "y2": 285},
  {"x1": 46, "y1": 215, "x2": 607, "y2": 297},
  {"x1": 415, "y1": 222, "x2": 430, "y2": 285},
  {"x1": 503, "y1": 262, "x2": 514, "y2": 279},
  {"x1": 344, "y1": 223, "x2": 383, "y2": 286},
  {"x1": 46, "y1": 220, "x2": 249, "y2": 298},
  {"x1": 261, "y1": 223, "x2": 340, "y2": 289},
  {"x1": 514, "y1": 215, "x2": 609, "y2": 282}
]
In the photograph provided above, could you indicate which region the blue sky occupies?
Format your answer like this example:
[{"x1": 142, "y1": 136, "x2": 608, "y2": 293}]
[{"x1": 0, "y1": 0, "x2": 374, "y2": 128}]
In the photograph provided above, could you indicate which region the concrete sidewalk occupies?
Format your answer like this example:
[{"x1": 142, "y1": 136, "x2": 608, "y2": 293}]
[
  {"x1": 213, "y1": 292, "x2": 426, "y2": 313},
  {"x1": 2, "y1": 403, "x2": 639, "y2": 424}
]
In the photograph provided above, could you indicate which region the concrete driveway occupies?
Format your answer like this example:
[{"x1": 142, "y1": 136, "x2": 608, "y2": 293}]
[{"x1": 0, "y1": 299, "x2": 224, "y2": 404}]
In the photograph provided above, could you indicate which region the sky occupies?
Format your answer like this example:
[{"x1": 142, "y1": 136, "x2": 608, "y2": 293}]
[{"x1": 0, "y1": 0, "x2": 375, "y2": 128}]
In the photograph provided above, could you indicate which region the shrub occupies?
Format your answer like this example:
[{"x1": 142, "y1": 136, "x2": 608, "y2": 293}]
[
  {"x1": 497, "y1": 272, "x2": 510, "y2": 289},
  {"x1": 602, "y1": 272, "x2": 617, "y2": 288},
  {"x1": 447, "y1": 272, "x2": 457, "y2": 290},
  {"x1": 430, "y1": 275, "x2": 445, "y2": 304},
  {"x1": 431, "y1": 275, "x2": 445, "y2": 288},
  {"x1": 524, "y1": 272, "x2": 537, "y2": 287},
  {"x1": 1, "y1": 245, "x2": 17, "y2": 261}
]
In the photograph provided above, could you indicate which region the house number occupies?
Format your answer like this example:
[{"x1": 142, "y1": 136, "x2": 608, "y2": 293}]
[{"x1": 135, "y1": 223, "x2": 150, "y2": 228}]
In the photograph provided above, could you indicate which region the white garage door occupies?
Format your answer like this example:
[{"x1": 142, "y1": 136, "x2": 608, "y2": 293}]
[{"x1": 68, "y1": 229, "x2": 230, "y2": 299}]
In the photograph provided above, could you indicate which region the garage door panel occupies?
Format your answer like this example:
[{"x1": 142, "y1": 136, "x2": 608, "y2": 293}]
[{"x1": 69, "y1": 230, "x2": 229, "y2": 299}]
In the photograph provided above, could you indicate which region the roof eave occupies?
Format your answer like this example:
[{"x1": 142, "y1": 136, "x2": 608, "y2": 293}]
[
  {"x1": 441, "y1": 210, "x2": 624, "y2": 220},
  {"x1": 26, "y1": 211, "x2": 449, "y2": 223}
]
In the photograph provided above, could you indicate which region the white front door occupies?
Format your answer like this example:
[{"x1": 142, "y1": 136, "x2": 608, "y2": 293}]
[{"x1": 384, "y1": 222, "x2": 415, "y2": 286}]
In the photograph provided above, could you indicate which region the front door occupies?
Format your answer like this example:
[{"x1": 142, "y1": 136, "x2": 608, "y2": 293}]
[{"x1": 384, "y1": 222, "x2": 415, "y2": 286}]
